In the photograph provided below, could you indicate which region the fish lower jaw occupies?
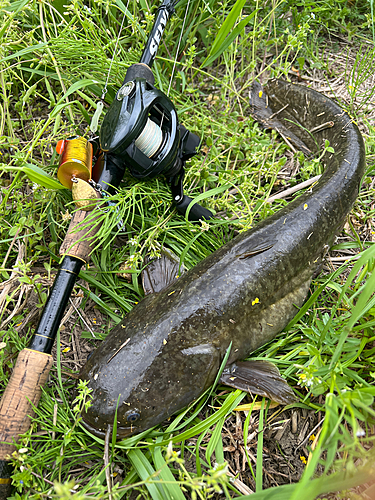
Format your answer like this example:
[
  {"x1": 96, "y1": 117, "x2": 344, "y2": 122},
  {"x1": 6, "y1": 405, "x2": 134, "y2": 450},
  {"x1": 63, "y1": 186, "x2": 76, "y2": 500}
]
[{"x1": 80, "y1": 415, "x2": 136, "y2": 439}]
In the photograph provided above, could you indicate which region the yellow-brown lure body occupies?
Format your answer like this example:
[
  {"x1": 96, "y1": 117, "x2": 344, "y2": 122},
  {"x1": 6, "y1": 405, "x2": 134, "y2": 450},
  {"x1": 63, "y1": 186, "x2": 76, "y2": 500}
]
[{"x1": 72, "y1": 178, "x2": 99, "y2": 211}]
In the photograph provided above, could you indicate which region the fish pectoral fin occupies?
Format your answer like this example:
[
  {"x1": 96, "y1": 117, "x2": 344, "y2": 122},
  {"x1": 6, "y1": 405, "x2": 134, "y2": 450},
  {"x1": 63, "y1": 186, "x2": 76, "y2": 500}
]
[
  {"x1": 220, "y1": 360, "x2": 297, "y2": 405},
  {"x1": 235, "y1": 237, "x2": 277, "y2": 260},
  {"x1": 142, "y1": 248, "x2": 185, "y2": 295}
]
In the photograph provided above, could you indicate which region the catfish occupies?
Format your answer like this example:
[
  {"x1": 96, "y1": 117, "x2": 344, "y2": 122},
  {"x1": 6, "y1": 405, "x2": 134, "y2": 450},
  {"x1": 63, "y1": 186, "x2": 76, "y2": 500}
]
[{"x1": 79, "y1": 80, "x2": 365, "y2": 438}]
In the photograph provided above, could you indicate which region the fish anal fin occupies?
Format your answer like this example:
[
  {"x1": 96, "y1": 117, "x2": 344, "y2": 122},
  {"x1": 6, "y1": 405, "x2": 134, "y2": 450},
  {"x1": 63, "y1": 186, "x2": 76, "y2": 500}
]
[
  {"x1": 220, "y1": 360, "x2": 296, "y2": 404},
  {"x1": 142, "y1": 249, "x2": 185, "y2": 295}
]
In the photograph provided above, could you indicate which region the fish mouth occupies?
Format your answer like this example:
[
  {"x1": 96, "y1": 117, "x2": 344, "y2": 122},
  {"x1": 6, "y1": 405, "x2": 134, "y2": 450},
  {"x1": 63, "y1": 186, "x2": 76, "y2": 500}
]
[{"x1": 80, "y1": 415, "x2": 137, "y2": 439}]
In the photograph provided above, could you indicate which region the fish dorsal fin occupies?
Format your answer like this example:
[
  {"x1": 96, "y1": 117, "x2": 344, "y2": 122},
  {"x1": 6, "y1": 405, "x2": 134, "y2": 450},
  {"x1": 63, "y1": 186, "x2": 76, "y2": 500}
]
[
  {"x1": 220, "y1": 360, "x2": 296, "y2": 404},
  {"x1": 142, "y1": 248, "x2": 185, "y2": 295}
]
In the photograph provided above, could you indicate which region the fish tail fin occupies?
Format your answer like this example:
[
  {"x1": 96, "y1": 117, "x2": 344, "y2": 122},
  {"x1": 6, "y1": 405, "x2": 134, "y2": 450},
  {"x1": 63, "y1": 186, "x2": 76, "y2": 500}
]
[{"x1": 220, "y1": 360, "x2": 297, "y2": 404}]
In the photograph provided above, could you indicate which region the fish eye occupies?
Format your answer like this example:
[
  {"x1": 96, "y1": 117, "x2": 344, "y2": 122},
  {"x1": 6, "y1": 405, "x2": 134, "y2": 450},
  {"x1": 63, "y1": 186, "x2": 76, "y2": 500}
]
[{"x1": 125, "y1": 410, "x2": 140, "y2": 423}]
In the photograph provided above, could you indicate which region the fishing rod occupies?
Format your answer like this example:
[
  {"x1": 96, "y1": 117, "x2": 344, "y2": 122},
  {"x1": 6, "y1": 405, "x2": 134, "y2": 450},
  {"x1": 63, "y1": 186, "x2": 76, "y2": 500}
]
[{"x1": 0, "y1": 1, "x2": 210, "y2": 496}]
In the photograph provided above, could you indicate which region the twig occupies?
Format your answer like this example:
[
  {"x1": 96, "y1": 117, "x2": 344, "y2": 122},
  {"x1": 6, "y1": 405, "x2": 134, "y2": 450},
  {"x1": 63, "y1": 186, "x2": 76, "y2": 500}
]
[
  {"x1": 0, "y1": 284, "x2": 29, "y2": 329},
  {"x1": 30, "y1": 470, "x2": 76, "y2": 493},
  {"x1": 69, "y1": 297, "x2": 96, "y2": 338},
  {"x1": 278, "y1": 130, "x2": 298, "y2": 154},
  {"x1": 310, "y1": 121, "x2": 334, "y2": 133},
  {"x1": 287, "y1": 69, "x2": 327, "y2": 84},
  {"x1": 107, "y1": 338, "x2": 130, "y2": 363},
  {"x1": 15, "y1": 306, "x2": 40, "y2": 332},
  {"x1": 328, "y1": 255, "x2": 360, "y2": 262},
  {"x1": 104, "y1": 424, "x2": 113, "y2": 500},
  {"x1": 294, "y1": 417, "x2": 325, "y2": 454},
  {"x1": 269, "y1": 103, "x2": 289, "y2": 120},
  {"x1": 0, "y1": 241, "x2": 25, "y2": 314},
  {"x1": 60, "y1": 296, "x2": 82, "y2": 328},
  {"x1": 227, "y1": 470, "x2": 254, "y2": 495},
  {"x1": 266, "y1": 175, "x2": 321, "y2": 203},
  {"x1": 1, "y1": 227, "x2": 20, "y2": 269}
]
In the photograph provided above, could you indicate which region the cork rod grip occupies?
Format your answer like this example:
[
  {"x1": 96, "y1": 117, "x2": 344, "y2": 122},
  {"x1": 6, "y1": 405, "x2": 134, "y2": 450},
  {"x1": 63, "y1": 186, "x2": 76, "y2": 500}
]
[
  {"x1": 59, "y1": 208, "x2": 102, "y2": 262},
  {"x1": 0, "y1": 349, "x2": 53, "y2": 460}
]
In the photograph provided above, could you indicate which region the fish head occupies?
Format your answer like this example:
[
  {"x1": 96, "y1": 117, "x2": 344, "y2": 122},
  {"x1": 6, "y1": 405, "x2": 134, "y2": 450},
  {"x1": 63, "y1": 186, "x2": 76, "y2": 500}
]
[{"x1": 79, "y1": 315, "x2": 221, "y2": 438}]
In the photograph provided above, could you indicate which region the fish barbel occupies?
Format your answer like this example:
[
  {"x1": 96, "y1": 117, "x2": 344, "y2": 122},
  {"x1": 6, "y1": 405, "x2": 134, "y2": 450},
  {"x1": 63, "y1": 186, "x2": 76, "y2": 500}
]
[{"x1": 79, "y1": 80, "x2": 365, "y2": 438}]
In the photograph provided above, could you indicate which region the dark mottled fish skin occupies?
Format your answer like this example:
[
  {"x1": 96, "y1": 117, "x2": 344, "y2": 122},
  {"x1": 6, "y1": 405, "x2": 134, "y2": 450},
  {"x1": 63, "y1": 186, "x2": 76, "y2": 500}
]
[{"x1": 79, "y1": 80, "x2": 365, "y2": 438}]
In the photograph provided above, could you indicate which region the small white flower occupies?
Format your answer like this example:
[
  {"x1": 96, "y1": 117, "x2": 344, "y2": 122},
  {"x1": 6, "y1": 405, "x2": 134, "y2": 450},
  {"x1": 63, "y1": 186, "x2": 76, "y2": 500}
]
[
  {"x1": 166, "y1": 440, "x2": 174, "y2": 459},
  {"x1": 356, "y1": 427, "x2": 365, "y2": 437},
  {"x1": 200, "y1": 219, "x2": 210, "y2": 231},
  {"x1": 211, "y1": 462, "x2": 228, "y2": 477},
  {"x1": 129, "y1": 238, "x2": 137, "y2": 246},
  {"x1": 61, "y1": 210, "x2": 72, "y2": 222}
]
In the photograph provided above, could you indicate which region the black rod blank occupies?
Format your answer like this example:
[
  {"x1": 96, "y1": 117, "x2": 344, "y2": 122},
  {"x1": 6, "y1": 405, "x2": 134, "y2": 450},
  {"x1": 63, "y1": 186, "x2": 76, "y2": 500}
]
[{"x1": 28, "y1": 256, "x2": 83, "y2": 354}]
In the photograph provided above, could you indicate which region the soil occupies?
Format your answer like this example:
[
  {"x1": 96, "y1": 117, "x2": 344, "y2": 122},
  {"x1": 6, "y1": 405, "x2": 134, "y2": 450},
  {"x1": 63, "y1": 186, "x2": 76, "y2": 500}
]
[{"x1": 183, "y1": 404, "x2": 318, "y2": 493}]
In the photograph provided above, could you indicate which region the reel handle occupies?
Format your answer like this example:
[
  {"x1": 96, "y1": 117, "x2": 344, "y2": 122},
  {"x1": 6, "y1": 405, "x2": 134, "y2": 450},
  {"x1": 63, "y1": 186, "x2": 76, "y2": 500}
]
[
  {"x1": 175, "y1": 195, "x2": 213, "y2": 221},
  {"x1": 170, "y1": 168, "x2": 213, "y2": 221}
]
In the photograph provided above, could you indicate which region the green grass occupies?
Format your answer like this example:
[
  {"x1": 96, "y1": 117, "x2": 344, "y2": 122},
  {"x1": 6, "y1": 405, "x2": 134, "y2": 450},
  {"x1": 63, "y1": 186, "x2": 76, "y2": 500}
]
[{"x1": 1, "y1": 0, "x2": 375, "y2": 498}]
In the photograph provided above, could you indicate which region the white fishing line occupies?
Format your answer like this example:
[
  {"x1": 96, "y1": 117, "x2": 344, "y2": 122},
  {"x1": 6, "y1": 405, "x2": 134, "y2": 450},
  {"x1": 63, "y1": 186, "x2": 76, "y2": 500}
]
[
  {"x1": 135, "y1": 118, "x2": 163, "y2": 157},
  {"x1": 102, "y1": 0, "x2": 130, "y2": 100},
  {"x1": 90, "y1": 0, "x2": 131, "y2": 134},
  {"x1": 167, "y1": 0, "x2": 192, "y2": 97}
]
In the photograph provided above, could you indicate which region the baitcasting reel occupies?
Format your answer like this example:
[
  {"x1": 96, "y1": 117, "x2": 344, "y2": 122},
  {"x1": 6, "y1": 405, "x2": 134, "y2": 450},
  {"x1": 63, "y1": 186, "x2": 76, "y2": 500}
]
[
  {"x1": 100, "y1": 65, "x2": 181, "y2": 180},
  {"x1": 94, "y1": 63, "x2": 213, "y2": 221}
]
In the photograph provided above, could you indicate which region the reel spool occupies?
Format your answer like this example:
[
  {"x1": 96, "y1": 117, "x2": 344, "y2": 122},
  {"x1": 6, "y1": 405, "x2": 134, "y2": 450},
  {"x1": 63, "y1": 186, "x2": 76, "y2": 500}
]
[
  {"x1": 134, "y1": 118, "x2": 164, "y2": 159},
  {"x1": 57, "y1": 137, "x2": 93, "y2": 189}
]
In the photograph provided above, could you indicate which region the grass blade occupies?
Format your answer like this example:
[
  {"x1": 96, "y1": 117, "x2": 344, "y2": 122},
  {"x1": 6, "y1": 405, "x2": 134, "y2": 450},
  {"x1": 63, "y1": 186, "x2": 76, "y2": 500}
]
[
  {"x1": 255, "y1": 398, "x2": 265, "y2": 492},
  {"x1": 201, "y1": 14, "x2": 256, "y2": 67},
  {"x1": 128, "y1": 449, "x2": 167, "y2": 500},
  {"x1": 205, "y1": 416, "x2": 225, "y2": 467},
  {"x1": 201, "y1": 0, "x2": 250, "y2": 67},
  {"x1": 151, "y1": 446, "x2": 186, "y2": 500}
]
